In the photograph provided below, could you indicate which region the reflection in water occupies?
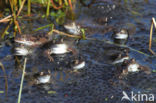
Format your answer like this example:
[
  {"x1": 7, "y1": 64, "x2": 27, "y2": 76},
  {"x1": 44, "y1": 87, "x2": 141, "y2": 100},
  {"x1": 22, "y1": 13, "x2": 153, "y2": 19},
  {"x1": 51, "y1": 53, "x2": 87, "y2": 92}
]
[{"x1": 0, "y1": 62, "x2": 8, "y2": 96}]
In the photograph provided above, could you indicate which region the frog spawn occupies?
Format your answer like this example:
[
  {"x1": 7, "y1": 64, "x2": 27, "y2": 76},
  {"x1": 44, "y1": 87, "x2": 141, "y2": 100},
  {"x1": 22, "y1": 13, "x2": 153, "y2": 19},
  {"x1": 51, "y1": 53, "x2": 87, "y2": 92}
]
[
  {"x1": 90, "y1": 1, "x2": 117, "y2": 23},
  {"x1": 14, "y1": 24, "x2": 86, "y2": 85},
  {"x1": 15, "y1": 40, "x2": 86, "y2": 76},
  {"x1": 14, "y1": 22, "x2": 150, "y2": 86}
]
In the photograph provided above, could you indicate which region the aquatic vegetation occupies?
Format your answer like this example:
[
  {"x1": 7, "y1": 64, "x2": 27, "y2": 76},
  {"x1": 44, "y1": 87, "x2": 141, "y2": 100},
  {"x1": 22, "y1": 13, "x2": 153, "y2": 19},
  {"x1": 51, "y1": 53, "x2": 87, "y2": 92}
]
[{"x1": 0, "y1": 0, "x2": 75, "y2": 38}]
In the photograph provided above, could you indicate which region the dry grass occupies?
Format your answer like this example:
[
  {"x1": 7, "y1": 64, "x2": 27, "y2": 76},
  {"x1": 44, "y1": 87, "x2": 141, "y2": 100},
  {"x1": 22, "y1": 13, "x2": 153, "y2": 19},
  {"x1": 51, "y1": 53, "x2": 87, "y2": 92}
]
[{"x1": 149, "y1": 17, "x2": 156, "y2": 56}]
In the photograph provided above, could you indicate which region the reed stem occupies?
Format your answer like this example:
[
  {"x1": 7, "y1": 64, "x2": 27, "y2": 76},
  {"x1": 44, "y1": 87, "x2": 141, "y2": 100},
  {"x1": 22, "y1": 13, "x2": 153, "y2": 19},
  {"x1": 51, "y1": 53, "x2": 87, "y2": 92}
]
[
  {"x1": 64, "y1": 0, "x2": 68, "y2": 6},
  {"x1": 1, "y1": 20, "x2": 13, "y2": 39},
  {"x1": 19, "y1": 0, "x2": 21, "y2": 7},
  {"x1": 17, "y1": 58, "x2": 27, "y2": 103},
  {"x1": 28, "y1": 0, "x2": 31, "y2": 16},
  {"x1": 46, "y1": 0, "x2": 51, "y2": 17},
  {"x1": 0, "y1": 62, "x2": 8, "y2": 96}
]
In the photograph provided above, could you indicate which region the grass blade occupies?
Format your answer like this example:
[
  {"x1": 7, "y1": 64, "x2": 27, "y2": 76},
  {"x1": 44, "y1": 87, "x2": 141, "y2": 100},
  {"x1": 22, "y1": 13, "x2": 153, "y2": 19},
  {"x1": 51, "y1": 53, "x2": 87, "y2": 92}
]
[
  {"x1": 28, "y1": 0, "x2": 31, "y2": 16},
  {"x1": 17, "y1": 58, "x2": 27, "y2": 103},
  {"x1": 46, "y1": 0, "x2": 51, "y2": 17}
]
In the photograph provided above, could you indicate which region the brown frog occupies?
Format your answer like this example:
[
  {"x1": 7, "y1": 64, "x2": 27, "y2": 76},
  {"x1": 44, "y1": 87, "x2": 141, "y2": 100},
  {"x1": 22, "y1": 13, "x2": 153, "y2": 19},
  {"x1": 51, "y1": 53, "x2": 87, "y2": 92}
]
[
  {"x1": 15, "y1": 33, "x2": 52, "y2": 47},
  {"x1": 112, "y1": 52, "x2": 129, "y2": 64},
  {"x1": 70, "y1": 56, "x2": 85, "y2": 71},
  {"x1": 119, "y1": 58, "x2": 151, "y2": 76},
  {"x1": 44, "y1": 39, "x2": 78, "y2": 62},
  {"x1": 110, "y1": 48, "x2": 130, "y2": 64},
  {"x1": 25, "y1": 70, "x2": 51, "y2": 85},
  {"x1": 64, "y1": 22, "x2": 81, "y2": 35}
]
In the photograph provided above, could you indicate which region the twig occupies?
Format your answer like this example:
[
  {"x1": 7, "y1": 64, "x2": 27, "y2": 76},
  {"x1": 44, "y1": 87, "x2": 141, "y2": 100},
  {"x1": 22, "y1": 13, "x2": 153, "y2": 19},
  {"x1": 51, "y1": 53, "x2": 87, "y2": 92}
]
[
  {"x1": 17, "y1": 58, "x2": 27, "y2": 103},
  {"x1": 0, "y1": 15, "x2": 12, "y2": 23},
  {"x1": 14, "y1": 20, "x2": 22, "y2": 34}
]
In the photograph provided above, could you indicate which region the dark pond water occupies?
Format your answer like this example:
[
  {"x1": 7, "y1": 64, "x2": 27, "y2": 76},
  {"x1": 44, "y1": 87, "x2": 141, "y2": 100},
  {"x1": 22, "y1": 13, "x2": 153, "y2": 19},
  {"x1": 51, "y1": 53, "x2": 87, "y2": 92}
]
[{"x1": 0, "y1": 0, "x2": 156, "y2": 103}]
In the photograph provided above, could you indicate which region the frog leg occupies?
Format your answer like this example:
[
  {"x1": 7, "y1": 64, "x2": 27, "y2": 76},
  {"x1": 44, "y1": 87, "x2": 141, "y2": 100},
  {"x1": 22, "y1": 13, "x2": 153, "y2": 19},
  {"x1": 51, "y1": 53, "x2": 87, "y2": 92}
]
[{"x1": 139, "y1": 65, "x2": 151, "y2": 74}]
